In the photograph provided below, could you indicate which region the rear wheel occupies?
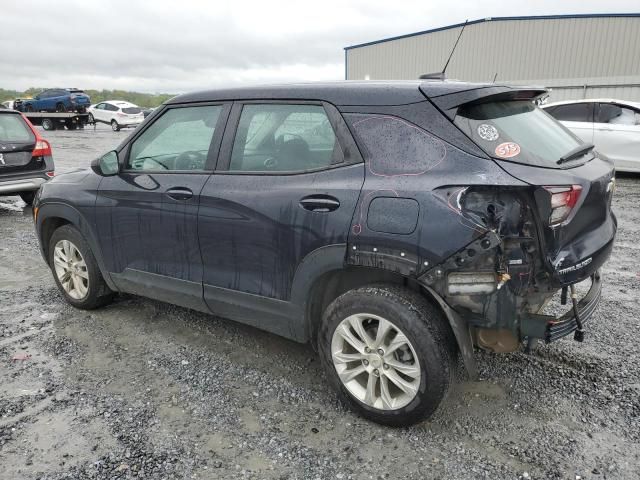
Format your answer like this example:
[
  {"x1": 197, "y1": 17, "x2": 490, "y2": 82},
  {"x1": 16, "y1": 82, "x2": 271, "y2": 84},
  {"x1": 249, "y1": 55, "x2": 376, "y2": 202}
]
[
  {"x1": 55, "y1": 102, "x2": 66, "y2": 112},
  {"x1": 49, "y1": 225, "x2": 115, "y2": 310},
  {"x1": 41, "y1": 118, "x2": 55, "y2": 131},
  {"x1": 318, "y1": 285, "x2": 455, "y2": 427},
  {"x1": 111, "y1": 120, "x2": 120, "y2": 132},
  {"x1": 66, "y1": 123, "x2": 78, "y2": 130},
  {"x1": 19, "y1": 191, "x2": 35, "y2": 205}
]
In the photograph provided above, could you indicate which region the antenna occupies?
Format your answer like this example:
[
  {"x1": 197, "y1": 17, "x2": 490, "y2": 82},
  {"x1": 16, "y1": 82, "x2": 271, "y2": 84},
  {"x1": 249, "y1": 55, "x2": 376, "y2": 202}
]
[
  {"x1": 492, "y1": 72, "x2": 498, "y2": 83},
  {"x1": 442, "y1": 19, "x2": 468, "y2": 77}
]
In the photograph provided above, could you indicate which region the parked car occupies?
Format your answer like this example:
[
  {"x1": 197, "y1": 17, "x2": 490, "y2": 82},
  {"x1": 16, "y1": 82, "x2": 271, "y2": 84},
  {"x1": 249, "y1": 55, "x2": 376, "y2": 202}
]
[
  {"x1": 0, "y1": 110, "x2": 54, "y2": 205},
  {"x1": 17, "y1": 88, "x2": 91, "y2": 114},
  {"x1": 33, "y1": 81, "x2": 616, "y2": 426},
  {"x1": 88, "y1": 101, "x2": 145, "y2": 131},
  {"x1": 141, "y1": 107, "x2": 155, "y2": 118},
  {"x1": 542, "y1": 99, "x2": 640, "y2": 173}
]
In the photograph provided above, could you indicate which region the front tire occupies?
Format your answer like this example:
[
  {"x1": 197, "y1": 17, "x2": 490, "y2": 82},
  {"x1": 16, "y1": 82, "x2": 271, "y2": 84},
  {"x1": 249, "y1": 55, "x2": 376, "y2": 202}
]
[
  {"x1": 42, "y1": 118, "x2": 55, "y2": 131},
  {"x1": 111, "y1": 120, "x2": 120, "y2": 132},
  {"x1": 49, "y1": 225, "x2": 115, "y2": 310},
  {"x1": 88, "y1": 113, "x2": 95, "y2": 124},
  {"x1": 318, "y1": 285, "x2": 455, "y2": 427},
  {"x1": 55, "y1": 102, "x2": 66, "y2": 112}
]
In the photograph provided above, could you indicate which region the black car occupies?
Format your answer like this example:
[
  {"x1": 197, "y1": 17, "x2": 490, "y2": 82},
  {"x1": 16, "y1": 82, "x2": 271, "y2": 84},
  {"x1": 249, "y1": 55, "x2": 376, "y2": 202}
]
[
  {"x1": 33, "y1": 81, "x2": 616, "y2": 426},
  {"x1": 0, "y1": 110, "x2": 54, "y2": 204}
]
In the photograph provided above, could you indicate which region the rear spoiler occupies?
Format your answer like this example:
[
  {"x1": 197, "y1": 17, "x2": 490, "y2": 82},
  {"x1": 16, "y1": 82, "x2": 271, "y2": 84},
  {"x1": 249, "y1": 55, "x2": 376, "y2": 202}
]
[{"x1": 420, "y1": 84, "x2": 548, "y2": 119}]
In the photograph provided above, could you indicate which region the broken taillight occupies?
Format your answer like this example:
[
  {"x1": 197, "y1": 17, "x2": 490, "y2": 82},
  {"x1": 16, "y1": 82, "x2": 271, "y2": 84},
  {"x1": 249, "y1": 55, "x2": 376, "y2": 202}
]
[{"x1": 544, "y1": 185, "x2": 583, "y2": 226}]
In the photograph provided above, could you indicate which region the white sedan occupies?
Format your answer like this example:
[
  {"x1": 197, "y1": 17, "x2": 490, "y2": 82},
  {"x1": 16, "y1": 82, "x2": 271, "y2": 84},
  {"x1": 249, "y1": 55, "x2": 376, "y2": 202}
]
[
  {"x1": 542, "y1": 99, "x2": 640, "y2": 173},
  {"x1": 87, "y1": 100, "x2": 145, "y2": 132}
]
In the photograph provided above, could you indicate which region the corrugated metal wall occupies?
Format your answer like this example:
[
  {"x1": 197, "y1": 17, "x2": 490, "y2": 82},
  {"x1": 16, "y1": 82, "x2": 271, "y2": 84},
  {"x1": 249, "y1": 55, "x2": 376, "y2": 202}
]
[{"x1": 346, "y1": 16, "x2": 640, "y2": 102}]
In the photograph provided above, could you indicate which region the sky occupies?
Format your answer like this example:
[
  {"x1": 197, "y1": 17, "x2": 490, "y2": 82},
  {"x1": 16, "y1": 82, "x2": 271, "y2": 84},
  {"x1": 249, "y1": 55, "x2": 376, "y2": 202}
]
[{"x1": 1, "y1": 0, "x2": 638, "y2": 94}]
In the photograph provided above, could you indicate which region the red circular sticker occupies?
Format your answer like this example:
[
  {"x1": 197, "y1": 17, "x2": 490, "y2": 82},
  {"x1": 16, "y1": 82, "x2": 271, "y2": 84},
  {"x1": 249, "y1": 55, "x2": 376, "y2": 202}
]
[{"x1": 495, "y1": 142, "x2": 521, "y2": 158}]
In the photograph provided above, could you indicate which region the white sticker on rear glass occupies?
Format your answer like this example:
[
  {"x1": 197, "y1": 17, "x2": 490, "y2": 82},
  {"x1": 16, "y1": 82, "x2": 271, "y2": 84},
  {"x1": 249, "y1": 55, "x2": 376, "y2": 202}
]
[{"x1": 477, "y1": 124, "x2": 499, "y2": 141}]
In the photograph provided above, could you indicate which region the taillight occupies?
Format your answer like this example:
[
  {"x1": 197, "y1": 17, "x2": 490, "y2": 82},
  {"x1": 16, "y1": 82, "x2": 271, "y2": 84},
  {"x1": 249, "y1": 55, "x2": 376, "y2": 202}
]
[
  {"x1": 544, "y1": 185, "x2": 583, "y2": 225},
  {"x1": 33, "y1": 139, "x2": 52, "y2": 157}
]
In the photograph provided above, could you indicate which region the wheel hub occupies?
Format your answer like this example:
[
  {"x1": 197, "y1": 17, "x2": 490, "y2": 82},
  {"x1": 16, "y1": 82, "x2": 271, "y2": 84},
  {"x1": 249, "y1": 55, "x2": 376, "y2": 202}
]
[{"x1": 331, "y1": 313, "x2": 421, "y2": 411}]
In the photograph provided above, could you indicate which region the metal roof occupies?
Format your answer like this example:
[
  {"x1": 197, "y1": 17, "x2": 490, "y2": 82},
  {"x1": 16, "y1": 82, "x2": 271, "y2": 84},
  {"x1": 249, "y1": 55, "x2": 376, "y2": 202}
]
[{"x1": 344, "y1": 13, "x2": 640, "y2": 51}]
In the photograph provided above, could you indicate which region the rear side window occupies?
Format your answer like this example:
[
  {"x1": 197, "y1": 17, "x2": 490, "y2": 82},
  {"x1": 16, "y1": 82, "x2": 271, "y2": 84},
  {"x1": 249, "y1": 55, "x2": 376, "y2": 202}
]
[
  {"x1": 597, "y1": 103, "x2": 639, "y2": 125},
  {"x1": 229, "y1": 104, "x2": 341, "y2": 173},
  {"x1": 547, "y1": 103, "x2": 593, "y2": 122},
  {"x1": 0, "y1": 114, "x2": 34, "y2": 142},
  {"x1": 128, "y1": 105, "x2": 221, "y2": 171},
  {"x1": 454, "y1": 101, "x2": 585, "y2": 168}
]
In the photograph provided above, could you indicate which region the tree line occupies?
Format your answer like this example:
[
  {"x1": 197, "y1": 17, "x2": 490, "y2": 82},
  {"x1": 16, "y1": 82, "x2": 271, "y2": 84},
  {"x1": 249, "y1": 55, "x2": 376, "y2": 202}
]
[{"x1": 0, "y1": 88, "x2": 175, "y2": 108}]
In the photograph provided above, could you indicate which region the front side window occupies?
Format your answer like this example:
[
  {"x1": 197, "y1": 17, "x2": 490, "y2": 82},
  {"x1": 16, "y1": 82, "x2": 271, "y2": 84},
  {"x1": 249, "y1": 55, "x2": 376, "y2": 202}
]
[
  {"x1": 597, "y1": 103, "x2": 640, "y2": 126},
  {"x1": 547, "y1": 103, "x2": 593, "y2": 123},
  {"x1": 128, "y1": 105, "x2": 221, "y2": 171},
  {"x1": 229, "y1": 104, "x2": 340, "y2": 172},
  {"x1": 455, "y1": 101, "x2": 586, "y2": 168}
]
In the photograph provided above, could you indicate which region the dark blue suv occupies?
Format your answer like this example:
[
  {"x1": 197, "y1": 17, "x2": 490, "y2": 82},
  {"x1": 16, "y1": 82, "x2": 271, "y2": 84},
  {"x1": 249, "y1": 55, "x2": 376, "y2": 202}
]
[
  {"x1": 33, "y1": 81, "x2": 616, "y2": 426},
  {"x1": 18, "y1": 88, "x2": 91, "y2": 113}
]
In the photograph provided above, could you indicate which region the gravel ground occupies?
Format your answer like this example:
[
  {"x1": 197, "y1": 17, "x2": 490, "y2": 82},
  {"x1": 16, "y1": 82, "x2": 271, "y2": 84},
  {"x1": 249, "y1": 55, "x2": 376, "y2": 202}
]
[{"x1": 0, "y1": 125, "x2": 639, "y2": 479}]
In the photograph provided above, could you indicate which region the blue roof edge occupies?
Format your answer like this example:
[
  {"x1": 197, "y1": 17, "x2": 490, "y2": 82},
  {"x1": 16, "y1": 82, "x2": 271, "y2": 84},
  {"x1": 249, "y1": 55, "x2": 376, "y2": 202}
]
[{"x1": 344, "y1": 13, "x2": 640, "y2": 50}]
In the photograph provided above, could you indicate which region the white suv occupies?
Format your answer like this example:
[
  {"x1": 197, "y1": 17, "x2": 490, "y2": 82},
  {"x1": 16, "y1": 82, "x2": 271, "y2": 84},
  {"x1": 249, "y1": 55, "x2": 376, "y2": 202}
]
[
  {"x1": 542, "y1": 99, "x2": 640, "y2": 173},
  {"x1": 88, "y1": 101, "x2": 145, "y2": 132}
]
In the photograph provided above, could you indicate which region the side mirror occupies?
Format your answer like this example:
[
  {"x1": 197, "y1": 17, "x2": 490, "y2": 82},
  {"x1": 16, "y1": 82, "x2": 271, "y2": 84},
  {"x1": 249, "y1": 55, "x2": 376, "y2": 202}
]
[{"x1": 91, "y1": 151, "x2": 119, "y2": 176}]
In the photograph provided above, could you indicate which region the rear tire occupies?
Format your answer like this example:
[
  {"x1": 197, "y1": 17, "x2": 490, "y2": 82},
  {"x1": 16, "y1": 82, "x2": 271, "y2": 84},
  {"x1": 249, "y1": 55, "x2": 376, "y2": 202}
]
[
  {"x1": 48, "y1": 225, "x2": 115, "y2": 310},
  {"x1": 318, "y1": 284, "x2": 455, "y2": 427},
  {"x1": 111, "y1": 120, "x2": 120, "y2": 132},
  {"x1": 42, "y1": 118, "x2": 55, "y2": 131},
  {"x1": 19, "y1": 191, "x2": 35, "y2": 205},
  {"x1": 66, "y1": 123, "x2": 78, "y2": 130}
]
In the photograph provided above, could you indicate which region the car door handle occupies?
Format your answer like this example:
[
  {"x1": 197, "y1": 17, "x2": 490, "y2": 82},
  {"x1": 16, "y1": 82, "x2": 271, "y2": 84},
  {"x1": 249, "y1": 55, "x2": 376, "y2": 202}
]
[
  {"x1": 299, "y1": 195, "x2": 340, "y2": 212},
  {"x1": 166, "y1": 187, "x2": 193, "y2": 201}
]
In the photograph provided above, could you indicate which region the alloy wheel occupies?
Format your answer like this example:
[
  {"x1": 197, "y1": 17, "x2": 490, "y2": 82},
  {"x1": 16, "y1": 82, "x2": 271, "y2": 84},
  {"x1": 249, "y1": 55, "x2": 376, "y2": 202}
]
[
  {"x1": 331, "y1": 313, "x2": 421, "y2": 410},
  {"x1": 53, "y1": 240, "x2": 89, "y2": 300}
]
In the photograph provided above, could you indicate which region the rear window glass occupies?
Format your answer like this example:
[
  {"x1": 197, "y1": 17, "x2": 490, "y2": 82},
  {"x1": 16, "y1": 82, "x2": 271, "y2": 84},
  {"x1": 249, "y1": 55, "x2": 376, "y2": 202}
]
[
  {"x1": 122, "y1": 107, "x2": 142, "y2": 114},
  {"x1": 0, "y1": 114, "x2": 34, "y2": 142},
  {"x1": 454, "y1": 101, "x2": 586, "y2": 168}
]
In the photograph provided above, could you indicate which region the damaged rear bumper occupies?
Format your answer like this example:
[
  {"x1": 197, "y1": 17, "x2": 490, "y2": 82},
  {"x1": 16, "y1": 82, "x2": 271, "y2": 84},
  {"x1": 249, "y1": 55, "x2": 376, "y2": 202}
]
[
  {"x1": 545, "y1": 271, "x2": 602, "y2": 342},
  {"x1": 521, "y1": 270, "x2": 602, "y2": 343}
]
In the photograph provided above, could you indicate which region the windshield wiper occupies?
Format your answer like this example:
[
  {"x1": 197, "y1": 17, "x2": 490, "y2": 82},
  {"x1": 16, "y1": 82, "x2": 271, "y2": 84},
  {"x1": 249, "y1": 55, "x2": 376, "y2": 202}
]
[{"x1": 557, "y1": 143, "x2": 594, "y2": 164}]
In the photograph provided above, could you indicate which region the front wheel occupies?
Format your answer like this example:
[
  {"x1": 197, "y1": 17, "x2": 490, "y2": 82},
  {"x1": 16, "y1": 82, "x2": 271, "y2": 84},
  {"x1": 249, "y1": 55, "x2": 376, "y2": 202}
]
[
  {"x1": 55, "y1": 102, "x2": 66, "y2": 112},
  {"x1": 111, "y1": 120, "x2": 120, "y2": 132},
  {"x1": 88, "y1": 113, "x2": 95, "y2": 124},
  {"x1": 49, "y1": 225, "x2": 115, "y2": 310},
  {"x1": 318, "y1": 285, "x2": 455, "y2": 427}
]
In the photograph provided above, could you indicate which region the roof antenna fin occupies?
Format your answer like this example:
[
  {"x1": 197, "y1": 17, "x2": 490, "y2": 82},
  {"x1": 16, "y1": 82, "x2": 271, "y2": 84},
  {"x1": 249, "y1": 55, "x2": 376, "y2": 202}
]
[{"x1": 419, "y1": 19, "x2": 468, "y2": 81}]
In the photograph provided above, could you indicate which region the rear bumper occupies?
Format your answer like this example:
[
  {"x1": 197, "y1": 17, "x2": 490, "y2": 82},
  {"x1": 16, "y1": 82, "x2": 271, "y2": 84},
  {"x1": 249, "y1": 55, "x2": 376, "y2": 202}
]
[
  {"x1": 546, "y1": 271, "x2": 602, "y2": 342},
  {"x1": 0, "y1": 176, "x2": 47, "y2": 194}
]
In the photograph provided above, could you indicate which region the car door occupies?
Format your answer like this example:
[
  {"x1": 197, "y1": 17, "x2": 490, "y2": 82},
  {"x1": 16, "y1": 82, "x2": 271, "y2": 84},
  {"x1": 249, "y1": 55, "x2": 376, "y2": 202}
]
[
  {"x1": 92, "y1": 103, "x2": 105, "y2": 122},
  {"x1": 34, "y1": 90, "x2": 51, "y2": 111},
  {"x1": 198, "y1": 101, "x2": 364, "y2": 338},
  {"x1": 95, "y1": 103, "x2": 230, "y2": 311},
  {"x1": 594, "y1": 102, "x2": 640, "y2": 171},
  {"x1": 546, "y1": 102, "x2": 594, "y2": 143}
]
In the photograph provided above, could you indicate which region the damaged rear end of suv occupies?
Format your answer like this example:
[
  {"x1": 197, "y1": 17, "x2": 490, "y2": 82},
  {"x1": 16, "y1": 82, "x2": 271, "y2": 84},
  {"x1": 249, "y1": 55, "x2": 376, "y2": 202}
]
[{"x1": 341, "y1": 82, "x2": 616, "y2": 422}]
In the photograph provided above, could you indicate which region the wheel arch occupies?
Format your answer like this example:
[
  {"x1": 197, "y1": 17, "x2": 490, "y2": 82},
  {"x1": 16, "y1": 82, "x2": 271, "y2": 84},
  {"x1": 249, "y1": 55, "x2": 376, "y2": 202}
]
[{"x1": 37, "y1": 203, "x2": 117, "y2": 291}]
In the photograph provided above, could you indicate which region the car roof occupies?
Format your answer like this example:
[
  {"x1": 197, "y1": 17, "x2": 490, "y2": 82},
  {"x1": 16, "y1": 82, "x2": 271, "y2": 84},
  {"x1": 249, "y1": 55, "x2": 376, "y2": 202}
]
[
  {"x1": 167, "y1": 80, "x2": 536, "y2": 107},
  {"x1": 543, "y1": 98, "x2": 640, "y2": 109},
  {"x1": 103, "y1": 100, "x2": 136, "y2": 106}
]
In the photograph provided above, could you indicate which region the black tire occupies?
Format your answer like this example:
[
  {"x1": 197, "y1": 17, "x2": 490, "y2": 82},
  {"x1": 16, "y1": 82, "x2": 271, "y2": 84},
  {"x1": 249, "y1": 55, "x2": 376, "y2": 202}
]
[
  {"x1": 66, "y1": 123, "x2": 78, "y2": 130},
  {"x1": 19, "y1": 191, "x2": 35, "y2": 205},
  {"x1": 48, "y1": 225, "x2": 115, "y2": 310},
  {"x1": 111, "y1": 120, "x2": 120, "y2": 132},
  {"x1": 55, "y1": 102, "x2": 66, "y2": 112},
  {"x1": 88, "y1": 113, "x2": 95, "y2": 124},
  {"x1": 25, "y1": 104, "x2": 34, "y2": 112},
  {"x1": 42, "y1": 118, "x2": 55, "y2": 131},
  {"x1": 318, "y1": 284, "x2": 455, "y2": 427}
]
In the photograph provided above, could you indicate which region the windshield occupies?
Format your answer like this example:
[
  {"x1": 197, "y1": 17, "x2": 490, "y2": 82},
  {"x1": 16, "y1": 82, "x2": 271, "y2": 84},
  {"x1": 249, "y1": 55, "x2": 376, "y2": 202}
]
[
  {"x1": 0, "y1": 114, "x2": 34, "y2": 143},
  {"x1": 454, "y1": 101, "x2": 587, "y2": 168}
]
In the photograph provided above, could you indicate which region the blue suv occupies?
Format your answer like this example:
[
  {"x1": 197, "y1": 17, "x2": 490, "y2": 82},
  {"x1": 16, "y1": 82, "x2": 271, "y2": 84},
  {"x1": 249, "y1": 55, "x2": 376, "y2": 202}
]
[
  {"x1": 18, "y1": 88, "x2": 91, "y2": 113},
  {"x1": 32, "y1": 81, "x2": 616, "y2": 426}
]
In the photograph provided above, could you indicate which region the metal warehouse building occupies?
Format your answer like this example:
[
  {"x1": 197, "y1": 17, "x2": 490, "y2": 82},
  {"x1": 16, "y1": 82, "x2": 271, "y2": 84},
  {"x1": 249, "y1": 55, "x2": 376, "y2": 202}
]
[{"x1": 345, "y1": 14, "x2": 640, "y2": 102}]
